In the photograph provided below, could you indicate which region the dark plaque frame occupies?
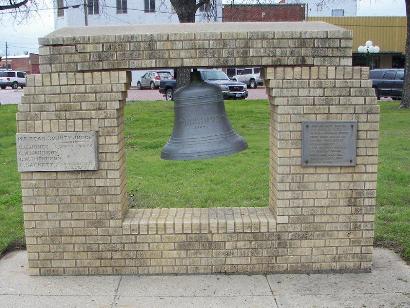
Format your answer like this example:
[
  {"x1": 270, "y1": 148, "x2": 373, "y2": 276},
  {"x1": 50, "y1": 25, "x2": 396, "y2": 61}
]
[{"x1": 301, "y1": 121, "x2": 357, "y2": 167}]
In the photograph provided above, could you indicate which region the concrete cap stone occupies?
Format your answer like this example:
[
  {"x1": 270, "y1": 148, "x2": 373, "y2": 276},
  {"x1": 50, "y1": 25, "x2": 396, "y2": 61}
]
[{"x1": 39, "y1": 22, "x2": 350, "y2": 46}]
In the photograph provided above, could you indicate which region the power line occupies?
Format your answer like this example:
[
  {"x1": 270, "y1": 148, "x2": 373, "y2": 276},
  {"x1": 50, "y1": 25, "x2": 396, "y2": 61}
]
[
  {"x1": 0, "y1": 6, "x2": 56, "y2": 15},
  {"x1": 100, "y1": 4, "x2": 212, "y2": 18},
  {"x1": 7, "y1": 44, "x2": 38, "y2": 50}
]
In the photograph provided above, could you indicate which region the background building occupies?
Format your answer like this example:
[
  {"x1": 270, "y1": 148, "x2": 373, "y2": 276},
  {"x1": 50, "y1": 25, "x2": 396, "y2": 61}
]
[
  {"x1": 223, "y1": 3, "x2": 306, "y2": 22},
  {"x1": 0, "y1": 53, "x2": 40, "y2": 74},
  {"x1": 54, "y1": 0, "x2": 222, "y2": 29},
  {"x1": 285, "y1": 0, "x2": 357, "y2": 17},
  {"x1": 310, "y1": 16, "x2": 406, "y2": 68}
]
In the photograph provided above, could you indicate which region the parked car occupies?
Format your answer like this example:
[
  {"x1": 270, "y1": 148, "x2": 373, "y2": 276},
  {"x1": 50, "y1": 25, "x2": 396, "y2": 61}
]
[
  {"x1": 231, "y1": 67, "x2": 263, "y2": 89},
  {"x1": 0, "y1": 70, "x2": 27, "y2": 89},
  {"x1": 159, "y1": 69, "x2": 248, "y2": 100},
  {"x1": 160, "y1": 79, "x2": 176, "y2": 101},
  {"x1": 137, "y1": 71, "x2": 173, "y2": 90},
  {"x1": 369, "y1": 69, "x2": 404, "y2": 100}
]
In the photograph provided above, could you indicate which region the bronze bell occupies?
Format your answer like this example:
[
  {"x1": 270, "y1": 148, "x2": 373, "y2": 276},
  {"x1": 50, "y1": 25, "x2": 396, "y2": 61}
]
[{"x1": 161, "y1": 71, "x2": 248, "y2": 160}]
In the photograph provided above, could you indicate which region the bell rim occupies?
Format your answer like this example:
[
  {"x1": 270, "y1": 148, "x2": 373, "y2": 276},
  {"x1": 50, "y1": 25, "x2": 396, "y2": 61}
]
[
  {"x1": 165, "y1": 130, "x2": 239, "y2": 144},
  {"x1": 161, "y1": 141, "x2": 248, "y2": 161}
]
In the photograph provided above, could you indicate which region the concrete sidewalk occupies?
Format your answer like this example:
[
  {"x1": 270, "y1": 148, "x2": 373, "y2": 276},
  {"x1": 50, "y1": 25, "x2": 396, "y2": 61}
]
[{"x1": 0, "y1": 248, "x2": 408, "y2": 308}]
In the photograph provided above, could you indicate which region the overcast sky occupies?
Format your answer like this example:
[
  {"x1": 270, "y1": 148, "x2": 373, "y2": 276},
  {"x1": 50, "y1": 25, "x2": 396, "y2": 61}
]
[{"x1": 0, "y1": 0, "x2": 406, "y2": 56}]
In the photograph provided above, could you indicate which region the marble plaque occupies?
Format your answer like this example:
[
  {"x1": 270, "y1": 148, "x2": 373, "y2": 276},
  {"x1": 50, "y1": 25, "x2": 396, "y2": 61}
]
[
  {"x1": 17, "y1": 132, "x2": 98, "y2": 172},
  {"x1": 301, "y1": 121, "x2": 357, "y2": 167}
]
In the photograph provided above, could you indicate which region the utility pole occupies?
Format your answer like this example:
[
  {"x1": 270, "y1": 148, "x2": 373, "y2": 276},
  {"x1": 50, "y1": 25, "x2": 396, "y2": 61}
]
[
  {"x1": 5, "y1": 41, "x2": 8, "y2": 70},
  {"x1": 83, "y1": 0, "x2": 88, "y2": 26}
]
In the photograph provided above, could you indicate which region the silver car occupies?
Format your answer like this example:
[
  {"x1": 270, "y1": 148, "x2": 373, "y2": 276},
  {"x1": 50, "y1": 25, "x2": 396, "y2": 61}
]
[{"x1": 137, "y1": 71, "x2": 173, "y2": 90}]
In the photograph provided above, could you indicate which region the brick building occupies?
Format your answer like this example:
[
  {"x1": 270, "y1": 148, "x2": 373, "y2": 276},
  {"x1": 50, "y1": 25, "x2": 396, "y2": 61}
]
[
  {"x1": 0, "y1": 53, "x2": 39, "y2": 74},
  {"x1": 223, "y1": 4, "x2": 306, "y2": 22}
]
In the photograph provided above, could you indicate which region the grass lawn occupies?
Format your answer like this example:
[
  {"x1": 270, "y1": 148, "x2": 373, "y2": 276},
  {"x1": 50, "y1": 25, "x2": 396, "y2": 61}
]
[
  {"x1": 0, "y1": 105, "x2": 24, "y2": 256},
  {"x1": 375, "y1": 102, "x2": 410, "y2": 261},
  {"x1": 125, "y1": 100, "x2": 269, "y2": 208},
  {"x1": 0, "y1": 100, "x2": 409, "y2": 262}
]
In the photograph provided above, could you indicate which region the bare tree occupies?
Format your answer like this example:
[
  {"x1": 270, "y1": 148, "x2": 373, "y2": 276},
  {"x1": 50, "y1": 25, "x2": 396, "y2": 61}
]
[
  {"x1": 0, "y1": 0, "x2": 29, "y2": 11},
  {"x1": 170, "y1": 0, "x2": 211, "y2": 22},
  {"x1": 169, "y1": 0, "x2": 212, "y2": 88},
  {"x1": 0, "y1": 0, "x2": 42, "y2": 21}
]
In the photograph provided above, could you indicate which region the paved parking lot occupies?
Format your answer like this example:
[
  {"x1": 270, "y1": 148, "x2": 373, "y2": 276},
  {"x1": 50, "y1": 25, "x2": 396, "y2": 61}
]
[
  {"x1": 0, "y1": 89, "x2": 24, "y2": 105},
  {"x1": 0, "y1": 88, "x2": 268, "y2": 105}
]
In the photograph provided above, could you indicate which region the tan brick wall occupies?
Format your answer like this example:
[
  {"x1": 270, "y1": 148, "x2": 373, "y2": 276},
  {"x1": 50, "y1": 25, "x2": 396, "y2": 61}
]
[
  {"x1": 16, "y1": 24, "x2": 379, "y2": 275},
  {"x1": 18, "y1": 71, "x2": 131, "y2": 275},
  {"x1": 266, "y1": 66, "x2": 378, "y2": 272},
  {"x1": 18, "y1": 66, "x2": 378, "y2": 275}
]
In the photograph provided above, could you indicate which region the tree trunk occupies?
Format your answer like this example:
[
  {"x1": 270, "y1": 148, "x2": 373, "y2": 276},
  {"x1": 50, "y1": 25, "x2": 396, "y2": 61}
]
[
  {"x1": 400, "y1": 0, "x2": 410, "y2": 108},
  {"x1": 170, "y1": 0, "x2": 198, "y2": 23},
  {"x1": 170, "y1": 0, "x2": 202, "y2": 89},
  {"x1": 175, "y1": 67, "x2": 192, "y2": 89}
]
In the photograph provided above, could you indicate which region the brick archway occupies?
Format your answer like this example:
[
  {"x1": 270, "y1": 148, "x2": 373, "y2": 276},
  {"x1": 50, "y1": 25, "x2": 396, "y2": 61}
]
[{"x1": 17, "y1": 22, "x2": 378, "y2": 275}]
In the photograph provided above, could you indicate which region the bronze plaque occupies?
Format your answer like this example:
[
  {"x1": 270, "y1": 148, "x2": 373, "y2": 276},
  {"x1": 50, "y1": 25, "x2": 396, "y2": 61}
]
[{"x1": 302, "y1": 121, "x2": 357, "y2": 167}]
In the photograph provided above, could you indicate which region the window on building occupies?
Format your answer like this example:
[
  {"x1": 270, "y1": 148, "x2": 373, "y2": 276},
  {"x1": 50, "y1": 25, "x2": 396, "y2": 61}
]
[
  {"x1": 88, "y1": 0, "x2": 99, "y2": 15},
  {"x1": 144, "y1": 0, "x2": 155, "y2": 13},
  {"x1": 57, "y1": 0, "x2": 64, "y2": 17},
  {"x1": 331, "y1": 9, "x2": 344, "y2": 16},
  {"x1": 116, "y1": 0, "x2": 127, "y2": 14}
]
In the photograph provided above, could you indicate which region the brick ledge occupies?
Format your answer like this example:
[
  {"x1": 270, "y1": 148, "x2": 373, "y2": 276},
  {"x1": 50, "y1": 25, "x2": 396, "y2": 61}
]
[{"x1": 123, "y1": 207, "x2": 276, "y2": 235}]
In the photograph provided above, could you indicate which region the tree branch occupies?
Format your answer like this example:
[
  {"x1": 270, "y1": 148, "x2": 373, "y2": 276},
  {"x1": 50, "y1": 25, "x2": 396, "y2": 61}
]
[
  {"x1": 0, "y1": 0, "x2": 28, "y2": 11},
  {"x1": 196, "y1": 0, "x2": 210, "y2": 11}
]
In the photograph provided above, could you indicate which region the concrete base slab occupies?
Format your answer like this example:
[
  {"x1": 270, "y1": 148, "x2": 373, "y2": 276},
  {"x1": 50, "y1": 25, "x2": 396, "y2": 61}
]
[
  {"x1": 119, "y1": 275, "x2": 272, "y2": 297},
  {"x1": 1, "y1": 295, "x2": 113, "y2": 308},
  {"x1": 116, "y1": 295, "x2": 278, "y2": 308},
  {"x1": 0, "y1": 248, "x2": 409, "y2": 308}
]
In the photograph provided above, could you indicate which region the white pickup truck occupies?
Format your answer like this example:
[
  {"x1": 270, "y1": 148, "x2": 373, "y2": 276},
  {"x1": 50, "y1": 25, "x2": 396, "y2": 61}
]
[{"x1": 231, "y1": 67, "x2": 263, "y2": 89}]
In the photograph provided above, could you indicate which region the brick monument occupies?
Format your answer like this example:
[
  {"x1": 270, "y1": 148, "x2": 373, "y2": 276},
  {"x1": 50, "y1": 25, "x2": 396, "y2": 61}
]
[{"x1": 16, "y1": 22, "x2": 379, "y2": 275}]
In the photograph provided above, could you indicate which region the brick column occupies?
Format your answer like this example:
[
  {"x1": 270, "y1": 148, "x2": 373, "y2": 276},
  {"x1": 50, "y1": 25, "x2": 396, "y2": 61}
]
[
  {"x1": 17, "y1": 71, "x2": 130, "y2": 275},
  {"x1": 264, "y1": 66, "x2": 379, "y2": 272}
]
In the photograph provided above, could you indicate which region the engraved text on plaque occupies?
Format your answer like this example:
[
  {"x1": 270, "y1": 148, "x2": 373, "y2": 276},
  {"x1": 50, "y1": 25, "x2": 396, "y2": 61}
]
[
  {"x1": 302, "y1": 121, "x2": 357, "y2": 167},
  {"x1": 16, "y1": 132, "x2": 98, "y2": 172}
]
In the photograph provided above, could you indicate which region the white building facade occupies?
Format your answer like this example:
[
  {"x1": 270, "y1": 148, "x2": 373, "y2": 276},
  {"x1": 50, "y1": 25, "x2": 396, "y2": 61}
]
[
  {"x1": 286, "y1": 0, "x2": 357, "y2": 17},
  {"x1": 54, "y1": 0, "x2": 222, "y2": 29}
]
